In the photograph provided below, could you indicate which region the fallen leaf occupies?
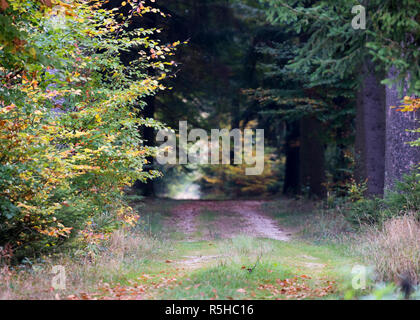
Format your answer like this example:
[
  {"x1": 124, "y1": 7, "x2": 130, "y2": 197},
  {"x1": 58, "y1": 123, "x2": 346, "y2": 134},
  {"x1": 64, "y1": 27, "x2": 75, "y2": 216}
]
[
  {"x1": 39, "y1": 0, "x2": 52, "y2": 7},
  {"x1": 0, "y1": 0, "x2": 9, "y2": 11}
]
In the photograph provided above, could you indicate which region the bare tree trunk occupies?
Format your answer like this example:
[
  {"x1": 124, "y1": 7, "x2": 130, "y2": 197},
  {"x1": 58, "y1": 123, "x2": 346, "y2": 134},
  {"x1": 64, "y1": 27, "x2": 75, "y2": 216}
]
[
  {"x1": 299, "y1": 116, "x2": 326, "y2": 198},
  {"x1": 133, "y1": 96, "x2": 156, "y2": 196},
  {"x1": 283, "y1": 121, "x2": 300, "y2": 194},
  {"x1": 384, "y1": 67, "x2": 420, "y2": 191},
  {"x1": 354, "y1": 60, "x2": 386, "y2": 197}
]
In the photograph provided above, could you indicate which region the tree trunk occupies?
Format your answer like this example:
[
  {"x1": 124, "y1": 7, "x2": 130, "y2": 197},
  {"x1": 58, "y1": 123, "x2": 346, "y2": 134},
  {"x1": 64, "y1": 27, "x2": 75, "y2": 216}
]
[
  {"x1": 133, "y1": 96, "x2": 156, "y2": 196},
  {"x1": 299, "y1": 116, "x2": 326, "y2": 198},
  {"x1": 283, "y1": 121, "x2": 300, "y2": 194},
  {"x1": 354, "y1": 59, "x2": 386, "y2": 197},
  {"x1": 384, "y1": 67, "x2": 420, "y2": 191}
]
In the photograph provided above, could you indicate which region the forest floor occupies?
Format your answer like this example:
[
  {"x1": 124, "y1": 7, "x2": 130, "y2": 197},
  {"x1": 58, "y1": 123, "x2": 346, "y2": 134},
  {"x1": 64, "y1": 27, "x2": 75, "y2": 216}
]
[
  {"x1": 2, "y1": 198, "x2": 362, "y2": 300},
  {"x1": 110, "y1": 198, "x2": 360, "y2": 300}
]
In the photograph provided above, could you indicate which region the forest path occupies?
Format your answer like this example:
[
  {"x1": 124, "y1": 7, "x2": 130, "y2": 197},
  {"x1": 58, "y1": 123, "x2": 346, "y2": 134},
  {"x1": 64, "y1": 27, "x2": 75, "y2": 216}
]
[
  {"x1": 138, "y1": 199, "x2": 351, "y2": 299},
  {"x1": 73, "y1": 199, "x2": 356, "y2": 300},
  {"x1": 166, "y1": 200, "x2": 291, "y2": 241}
]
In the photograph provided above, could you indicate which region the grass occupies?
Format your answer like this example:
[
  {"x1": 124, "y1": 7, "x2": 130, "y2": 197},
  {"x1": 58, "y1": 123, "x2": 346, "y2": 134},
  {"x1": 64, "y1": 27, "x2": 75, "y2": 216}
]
[
  {"x1": 132, "y1": 199, "x2": 176, "y2": 237},
  {"x1": 355, "y1": 214, "x2": 420, "y2": 284},
  {"x1": 154, "y1": 236, "x2": 358, "y2": 300},
  {"x1": 133, "y1": 197, "x2": 360, "y2": 299},
  {"x1": 263, "y1": 199, "x2": 354, "y2": 238},
  {"x1": 0, "y1": 229, "x2": 170, "y2": 299}
]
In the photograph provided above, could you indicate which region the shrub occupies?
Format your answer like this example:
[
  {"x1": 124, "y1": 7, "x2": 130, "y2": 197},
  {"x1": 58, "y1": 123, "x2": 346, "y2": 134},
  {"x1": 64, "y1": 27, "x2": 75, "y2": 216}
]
[
  {"x1": 345, "y1": 197, "x2": 384, "y2": 225},
  {"x1": 382, "y1": 173, "x2": 420, "y2": 219},
  {"x1": 344, "y1": 173, "x2": 420, "y2": 225},
  {"x1": 0, "y1": 1, "x2": 176, "y2": 259}
]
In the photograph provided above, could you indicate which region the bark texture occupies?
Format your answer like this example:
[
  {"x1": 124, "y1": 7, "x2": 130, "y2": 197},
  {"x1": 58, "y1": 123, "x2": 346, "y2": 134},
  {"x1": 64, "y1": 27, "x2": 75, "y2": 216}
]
[
  {"x1": 299, "y1": 116, "x2": 326, "y2": 198},
  {"x1": 283, "y1": 121, "x2": 300, "y2": 194},
  {"x1": 384, "y1": 68, "x2": 420, "y2": 191},
  {"x1": 133, "y1": 96, "x2": 156, "y2": 196},
  {"x1": 354, "y1": 60, "x2": 386, "y2": 196}
]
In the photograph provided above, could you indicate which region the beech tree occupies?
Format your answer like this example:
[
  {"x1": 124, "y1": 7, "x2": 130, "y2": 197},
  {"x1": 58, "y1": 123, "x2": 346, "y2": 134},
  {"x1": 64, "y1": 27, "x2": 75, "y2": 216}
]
[{"x1": 0, "y1": 0, "x2": 176, "y2": 257}]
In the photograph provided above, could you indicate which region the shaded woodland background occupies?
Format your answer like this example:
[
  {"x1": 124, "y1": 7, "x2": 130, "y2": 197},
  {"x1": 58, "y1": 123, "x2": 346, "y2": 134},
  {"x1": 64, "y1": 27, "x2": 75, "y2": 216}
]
[{"x1": 129, "y1": 0, "x2": 420, "y2": 200}]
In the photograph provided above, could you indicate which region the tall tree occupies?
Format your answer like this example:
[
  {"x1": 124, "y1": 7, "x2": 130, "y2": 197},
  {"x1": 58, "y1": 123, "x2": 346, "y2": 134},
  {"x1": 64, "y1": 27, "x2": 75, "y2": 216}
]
[
  {"x1": 299, "y1": 116, "x2": 326, "y2": 197},
  {"x1": 354, "y1": 60, "x2": 386, "y2": 195},
  {"x1": 384, "y1": 70, "x2": 420, "y2": 190},
  {"x1": 260, "y1": 0, "x2": 420, "y2": 196},
  {"x1": 367, "y1": 0, "x2": 420, "y2": 190},
  {"x1": 283, "y1": 121, "x2": 300, "y2": 194}
]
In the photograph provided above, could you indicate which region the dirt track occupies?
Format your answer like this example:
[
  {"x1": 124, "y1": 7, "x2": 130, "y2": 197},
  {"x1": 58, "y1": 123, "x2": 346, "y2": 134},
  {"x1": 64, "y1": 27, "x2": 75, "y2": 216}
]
[{"x1": 167, "y1": 200, "x2": 290, "y2": 241}]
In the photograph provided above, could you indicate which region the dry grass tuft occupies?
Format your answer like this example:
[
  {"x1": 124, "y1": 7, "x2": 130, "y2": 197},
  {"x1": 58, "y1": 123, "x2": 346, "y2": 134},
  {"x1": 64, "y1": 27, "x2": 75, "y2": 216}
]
[
  {"x1": 357, "y1": 214, "x2": 420, "y2": 284},
  {"x1": 0, "y1": 230, "x2": 168, "y2": 300}
]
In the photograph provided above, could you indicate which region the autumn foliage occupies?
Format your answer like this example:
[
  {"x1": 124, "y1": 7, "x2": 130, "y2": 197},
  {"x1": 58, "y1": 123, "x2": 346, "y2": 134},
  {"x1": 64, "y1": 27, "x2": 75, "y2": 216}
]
[
  {"x1": 395, "y1": 97, "x2": 420, "y2": 150},
  {"x1": 0, "y1": 0, "x2": 175, "y2": 258}
]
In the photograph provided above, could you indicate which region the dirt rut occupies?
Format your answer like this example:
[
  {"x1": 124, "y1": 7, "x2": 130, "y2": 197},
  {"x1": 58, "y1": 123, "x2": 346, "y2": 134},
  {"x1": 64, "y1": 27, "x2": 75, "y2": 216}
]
[{"x1": 168, "y1": 200, "x2": 290, "y2": 241}]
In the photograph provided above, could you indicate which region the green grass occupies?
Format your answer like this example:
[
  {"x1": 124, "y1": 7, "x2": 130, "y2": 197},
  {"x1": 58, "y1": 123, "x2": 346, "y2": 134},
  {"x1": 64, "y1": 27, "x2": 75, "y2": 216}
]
[
  {"x1": 122, "y1": 199, "x2": 362, "y2": 300},
  {"x1": 145, "y1": 236, "x2": 359, "y2": 300},
  {"x1": 133, "y1": 199, "x2": 181, "y2": 238},
  {"x1": 264, "y1": 199, "x2": 356, "y2": 244}
]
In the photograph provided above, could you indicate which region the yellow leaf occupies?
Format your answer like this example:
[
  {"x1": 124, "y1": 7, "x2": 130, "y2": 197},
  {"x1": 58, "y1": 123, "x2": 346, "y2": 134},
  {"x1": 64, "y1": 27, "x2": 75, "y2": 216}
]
[{"x1": 29, "y1": 47, "x2": 36, "y2": 59}]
